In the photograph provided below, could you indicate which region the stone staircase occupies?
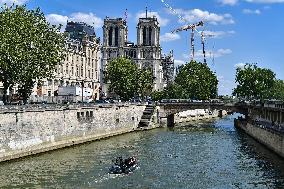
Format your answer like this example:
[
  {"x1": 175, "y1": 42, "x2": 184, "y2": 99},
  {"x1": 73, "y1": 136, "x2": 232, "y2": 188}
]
[{"x1": 138, "y1": 105, "x2": 155, "y2": 127}]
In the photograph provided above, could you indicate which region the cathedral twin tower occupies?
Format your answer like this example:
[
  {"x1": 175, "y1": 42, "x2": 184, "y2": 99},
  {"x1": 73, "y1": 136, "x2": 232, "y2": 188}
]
[{"x1": 101, "y1": 15, "x2": 173, "y2": 95}]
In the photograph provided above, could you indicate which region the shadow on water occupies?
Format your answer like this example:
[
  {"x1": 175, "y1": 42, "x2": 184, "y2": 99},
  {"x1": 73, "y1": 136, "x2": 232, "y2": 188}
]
[{"x1": 236, "y1": 128, "x2": 284, "y2": 176}]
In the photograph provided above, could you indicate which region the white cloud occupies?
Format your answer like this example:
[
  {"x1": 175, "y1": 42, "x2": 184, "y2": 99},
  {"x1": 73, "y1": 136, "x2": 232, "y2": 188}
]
[
  {"x1": 136, "y1": 11, "x2": 169, "y2": 27},
  {"x1": 218, "y1": 0, "x2": 284, "y2": 6},
  {"x1": 245, "y1": 0, "x2": 284, "y2": 3},
  {"x1": 0, "y1": 0, "x2": 28, "y2": 5},
  {"x1": 215, "y1": 49, "x2": 233, "y2": 57},
  {"x1": 203, "y1": 30, "x2": 236, "y2": 38},
  {"x1": 195, "y1": 48, "x2": 232, "y2": 59},
  {"x1": 46, "y1": 14, "x2": 68, "y2": 27},
  {"x1": 69, "y1": 12, "x2": 103, "y2": 29},
  {"x1": 160, "y1": 33, "x2": 181, "y2": 42},
  {"x1": 171, "y1": 8, "x2": 234, "y2": 25},
  {"x1": 46, "y1": 12, "x2": 103, "y2": 32},
  {"x1": 175, "y1": 60, "x2": 186, "y2": 66},
  {"x1": 242, "y1": 8, "x2": 261, "y2": 14},
  {"x1": 234, "y1": 63, "x2": 246, "y2": 68},
  {"x1": 218, "y1": 0, "x2": 239, "y2": 6}
]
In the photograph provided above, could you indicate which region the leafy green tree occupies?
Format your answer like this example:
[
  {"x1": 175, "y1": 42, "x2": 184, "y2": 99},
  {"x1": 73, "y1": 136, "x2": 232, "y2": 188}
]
[
  {"x1": 233, "y1": 63, "x2": 276, "y2": 100},
  {"x1": 151, "y1": 90, "x2": 165, "y2": 101},
  {"x1": 271, "y1": 80, "x2": 284, "y2": 100},
  {"x1": 162, "y1": 83, "x2": 184, "y2": 99},
  {"x1": 137, "y1": 68, "x2": 153, "y2": 100},
  {"x1": 106, "y1": 58, "x2": 153, "y2": 101},
  {"x1": 174, "y1": 61, "x2": 218, "y2": 100},
  {"x1": 0, "y1": 4, "x2": 64, "y2": 104}
]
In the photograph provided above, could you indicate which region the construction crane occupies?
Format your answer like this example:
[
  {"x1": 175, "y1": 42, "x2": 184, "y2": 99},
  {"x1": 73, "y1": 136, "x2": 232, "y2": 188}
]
[
  {"x1": 171, "y1": 21, "x2": 204, "y2": 62},
  {"x1": 200, "y1": 31, "x2": 216, "y2": 64}
]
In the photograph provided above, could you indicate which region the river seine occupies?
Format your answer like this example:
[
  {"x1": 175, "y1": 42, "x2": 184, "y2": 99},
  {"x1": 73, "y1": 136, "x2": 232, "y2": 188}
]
[{"x1": 0, "y1": 114, "x2": 283, "y2": 189}]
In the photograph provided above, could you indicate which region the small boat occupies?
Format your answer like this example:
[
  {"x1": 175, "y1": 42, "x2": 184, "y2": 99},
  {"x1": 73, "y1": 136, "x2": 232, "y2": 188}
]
[{"x1": 109, "y1": 157, "x2": 138, "y2": 174}]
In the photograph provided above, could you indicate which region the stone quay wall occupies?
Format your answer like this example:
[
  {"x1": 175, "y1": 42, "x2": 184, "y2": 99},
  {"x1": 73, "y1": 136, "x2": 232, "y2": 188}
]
[
  {"x1": 0, "y1": 104, "x2": 145, "y2": 162},
  {"x1": 174, "y1": 109, "x2": 221, "y2": 124},
  {"x1": 235, "y1": 119, "x2": 284, "y2": 158}
]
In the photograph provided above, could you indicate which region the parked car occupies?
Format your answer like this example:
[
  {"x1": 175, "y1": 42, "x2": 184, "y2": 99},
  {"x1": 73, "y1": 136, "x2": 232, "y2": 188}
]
[{"x1": 0, "y1": 100, "x2": 4, "y2": 106}]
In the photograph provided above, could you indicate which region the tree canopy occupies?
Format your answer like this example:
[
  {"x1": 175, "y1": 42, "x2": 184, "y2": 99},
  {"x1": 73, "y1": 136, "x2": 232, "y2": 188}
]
[
  {"x1": 233, "y1": 63, "x2": 276, "y2": 100},
  {"x1": 105, "y1": 57, "x2": 153, "y2": 101},
  {"x1": 174, "y1": 61, "x2": 218, "y2": 100},
  {"x1": 151, "y1": 61, "x2": 218, "y2": 101},
  {"x1": 271, "y1": 80, "x2": 284, "y2": 100},
  {"x1": 0, "y1": 4, "x2": 64, "y2": 103}
]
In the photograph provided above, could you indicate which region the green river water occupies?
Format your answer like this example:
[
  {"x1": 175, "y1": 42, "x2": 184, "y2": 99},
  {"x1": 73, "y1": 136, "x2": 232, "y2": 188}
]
[{"x1": 0, "y1": 114, "x2": 284, "y2": 189}]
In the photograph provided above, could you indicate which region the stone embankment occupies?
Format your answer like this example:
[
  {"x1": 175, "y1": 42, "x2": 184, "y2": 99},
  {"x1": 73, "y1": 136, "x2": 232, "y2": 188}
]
[
  {"x1": 0, "y1": 104, "x2": 159, "y2": 162},
  {"x1": 175, "y1": 109, "x2": 226, "y2": 124},
  {"x1": 235, "y1": 119, "x2": 284, "y2": 158}
]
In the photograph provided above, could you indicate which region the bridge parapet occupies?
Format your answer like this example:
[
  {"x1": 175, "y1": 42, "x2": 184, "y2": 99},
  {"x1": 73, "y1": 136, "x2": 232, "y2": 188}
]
[{"x1": 157, "y1": 102, "x2": 249, "y2": 117}]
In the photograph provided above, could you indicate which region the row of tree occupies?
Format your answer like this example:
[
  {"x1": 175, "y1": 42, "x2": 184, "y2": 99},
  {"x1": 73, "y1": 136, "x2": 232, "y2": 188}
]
[
  {"x1": 105, "y1": 59, "x2": 220, "y2": 102},
  {"x1": 0, "y1": 4, "x2": 64, "y2": 104}
]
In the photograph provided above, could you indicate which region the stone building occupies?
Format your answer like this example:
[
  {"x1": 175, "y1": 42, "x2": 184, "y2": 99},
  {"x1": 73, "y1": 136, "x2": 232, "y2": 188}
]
[
  {"x1": 101, "y1": 16, "x2": 174, "y2": 96},
  {"x1": 30, "y1": 21, "x2": 102, "y2": 102}
]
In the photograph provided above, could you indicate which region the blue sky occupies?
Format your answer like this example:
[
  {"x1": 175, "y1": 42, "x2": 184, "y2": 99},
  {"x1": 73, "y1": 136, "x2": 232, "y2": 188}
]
[{"x1": 1, "y1": 0, "x2": 284, "y2": 95}]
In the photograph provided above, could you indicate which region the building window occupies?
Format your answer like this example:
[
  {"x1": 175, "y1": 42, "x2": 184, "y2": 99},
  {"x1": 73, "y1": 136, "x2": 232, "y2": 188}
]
[
  {"x1": 81, "y1": 67, "x2": 83, "y2": 77},
  {"x1": 66, "y1": 64, "x2": 69, "y2": 74},
  {"x1": 149, "y1": 27, "x2": 152, "y2": 46},
  {"x1": 143, "y1": 26, "x2": 146, "y2": 45},
  {"x1": 76, "y1": 66, "x2": 79, "y2": 77},
  {"x1": 115, "y1": 26, "x2": 119, "y2": 46},
  {"x1": 88, "y1": 70, "x2": 90, "y2": 78},
  {"x1": 108, "y1": 26, "x2": 113, "y2": 46},
  {"x1": 71, "y1": 67, "x2": 74, "y2": 75}
]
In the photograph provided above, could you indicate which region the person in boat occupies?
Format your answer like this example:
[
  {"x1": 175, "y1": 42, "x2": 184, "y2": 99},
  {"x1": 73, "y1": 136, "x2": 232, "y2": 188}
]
[{"x1": 124, "y1": 157, "x2": 136, "y2": 167}]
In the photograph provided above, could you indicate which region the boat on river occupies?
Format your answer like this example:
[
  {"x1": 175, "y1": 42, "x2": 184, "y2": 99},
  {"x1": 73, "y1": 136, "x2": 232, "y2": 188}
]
[{"x1": 109, "y1": 157, "x2": 138, "y2": 174}]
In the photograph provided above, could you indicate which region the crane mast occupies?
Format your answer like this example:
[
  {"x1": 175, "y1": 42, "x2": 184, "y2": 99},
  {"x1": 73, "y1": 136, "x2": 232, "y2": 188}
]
[
  {"x1": 201, "y1": 31, "x2": 206, "y2": 64},
  {"x1": 171, "y1": 21, "x2": 203, "y2": 62}
]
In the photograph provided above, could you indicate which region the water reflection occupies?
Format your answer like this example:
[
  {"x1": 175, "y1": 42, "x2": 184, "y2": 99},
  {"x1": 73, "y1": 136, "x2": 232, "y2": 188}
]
[{"x1": 0, "y1": 114, "x2": 283, "y2": 189}]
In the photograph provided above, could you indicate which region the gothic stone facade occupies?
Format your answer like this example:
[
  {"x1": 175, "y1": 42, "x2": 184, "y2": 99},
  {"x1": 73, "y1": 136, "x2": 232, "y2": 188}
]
[{"x1": 101, "y1": 16, "x2": 174, "y2": 96}]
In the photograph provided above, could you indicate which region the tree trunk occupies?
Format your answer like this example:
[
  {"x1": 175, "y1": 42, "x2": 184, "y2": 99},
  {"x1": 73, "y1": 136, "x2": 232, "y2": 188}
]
[
  {"x1": 19, "y1": 80, "x2": 34, "y2": 104},
  {"x1": 2, "y1": 80, "x2": 11, "y2": 105}
]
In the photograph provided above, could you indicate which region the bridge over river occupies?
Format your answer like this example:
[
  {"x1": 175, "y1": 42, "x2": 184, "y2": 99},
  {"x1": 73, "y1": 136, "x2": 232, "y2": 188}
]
[{"x1": 157, "y1": 101, "x2": 284, "y2": 128}]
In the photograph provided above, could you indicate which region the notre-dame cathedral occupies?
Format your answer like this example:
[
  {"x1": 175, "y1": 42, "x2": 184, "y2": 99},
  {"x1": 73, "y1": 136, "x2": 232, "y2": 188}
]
[{"x1": 101, "y1": 15, "x2": 174, "y2": 96}]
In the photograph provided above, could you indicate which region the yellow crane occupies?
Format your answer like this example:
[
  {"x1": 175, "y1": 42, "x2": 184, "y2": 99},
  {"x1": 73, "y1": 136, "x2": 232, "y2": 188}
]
[{"x1": 171, "y1": 21, "x2": 204, "y2": 62}]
